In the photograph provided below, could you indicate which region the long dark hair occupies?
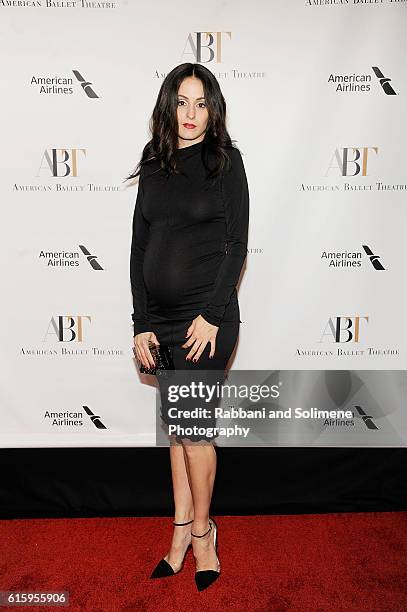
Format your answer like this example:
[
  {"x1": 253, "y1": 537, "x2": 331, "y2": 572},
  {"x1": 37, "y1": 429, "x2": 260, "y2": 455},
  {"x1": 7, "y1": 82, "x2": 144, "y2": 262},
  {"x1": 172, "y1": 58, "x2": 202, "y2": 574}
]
[{"x1": 124, "y1": 63, "x2": 238, "y2": 183}]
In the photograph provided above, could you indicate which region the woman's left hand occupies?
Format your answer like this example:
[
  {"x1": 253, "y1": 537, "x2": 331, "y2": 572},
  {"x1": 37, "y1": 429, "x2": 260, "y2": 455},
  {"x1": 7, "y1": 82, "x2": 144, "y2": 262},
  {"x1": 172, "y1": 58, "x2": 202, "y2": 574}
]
[{"x1": 181, "y1": 315, "x2": 219, "y2": 362}]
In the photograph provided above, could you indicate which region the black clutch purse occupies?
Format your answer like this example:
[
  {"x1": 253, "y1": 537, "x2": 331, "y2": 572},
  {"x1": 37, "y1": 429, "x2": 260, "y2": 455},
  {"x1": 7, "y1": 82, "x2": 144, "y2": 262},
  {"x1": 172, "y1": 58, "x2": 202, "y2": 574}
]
[{"x1": 133, "y1": 340, "x2": 174, "y2": 376}]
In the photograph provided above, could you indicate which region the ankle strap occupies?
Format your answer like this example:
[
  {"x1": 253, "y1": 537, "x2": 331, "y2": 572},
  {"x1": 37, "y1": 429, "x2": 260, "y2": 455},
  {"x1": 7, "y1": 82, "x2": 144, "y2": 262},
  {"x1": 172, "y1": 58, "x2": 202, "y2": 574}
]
[
  {"x1": 191, "y1": 521, "x2": 212, "y2": 538},
  {"x1": 173, "y1": 518, "x2": 194, "y2": 526}
]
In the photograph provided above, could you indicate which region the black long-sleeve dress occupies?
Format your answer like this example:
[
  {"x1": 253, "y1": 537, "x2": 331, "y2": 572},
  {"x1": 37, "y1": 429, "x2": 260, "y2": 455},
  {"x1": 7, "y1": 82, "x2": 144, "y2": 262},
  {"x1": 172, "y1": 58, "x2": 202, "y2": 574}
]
[
  {"x1": 130, "y1": 138, "x2": 249, "y2": 336},
  {"x1": 130, "y1": 137, "x2": 249, "y2": 442}
]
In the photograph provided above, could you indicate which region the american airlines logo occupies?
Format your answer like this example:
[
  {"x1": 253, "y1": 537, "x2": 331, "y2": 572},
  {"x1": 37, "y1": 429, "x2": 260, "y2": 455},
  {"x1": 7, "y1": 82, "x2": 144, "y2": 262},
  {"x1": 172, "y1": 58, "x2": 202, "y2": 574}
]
[
  {"x1": 354, "y1": 405, "x2": 379, "y2": 430},
  {"x1": 44, "y1": 407, "x2": 108, "y2": 430},
  {"x1": 39, "y1": 245, "x2": 104, "y2": 270},
  {"x1": 83, "y1": 405, "x2": 108, "y2": 429},
  {"x1": 327, "y1": 66, "x2": 398, "y2": 96},
  {"x1": 362, "y1": 245, "x2": 385, "y2": 271},
  {"x1": 371, "y1": 66, "x2": 397, "y2": 96},
  {"x1": 30, "y1": 70, "x2": 100, "y2": 97},
  {"x1": 72, "y1": 70, "x2": 100, "y2": 98},
  {"x1": 321, "y1": 244, "x2": 386, "y2": 271},
  {"x1": 79, "y1": 245, "x2": 104, "y2": 270}
]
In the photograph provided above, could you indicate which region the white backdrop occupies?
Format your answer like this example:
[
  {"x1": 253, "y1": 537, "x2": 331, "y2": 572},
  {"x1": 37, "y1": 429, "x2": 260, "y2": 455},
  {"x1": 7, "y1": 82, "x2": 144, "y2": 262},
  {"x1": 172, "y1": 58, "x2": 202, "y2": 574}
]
[{"x1": 0, "y1": 1, "x2": 406, "y2": 447}]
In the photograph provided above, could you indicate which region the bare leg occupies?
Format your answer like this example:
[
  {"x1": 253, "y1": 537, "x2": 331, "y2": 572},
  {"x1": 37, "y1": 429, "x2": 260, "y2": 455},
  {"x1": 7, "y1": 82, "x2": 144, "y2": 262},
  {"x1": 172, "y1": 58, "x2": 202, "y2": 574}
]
[
  {"x1": 163, "y1": 434, "x2": 195, "y2": 572},
  {"x1": 182, "y1": 440, "x2": 219, "y2": 571}
]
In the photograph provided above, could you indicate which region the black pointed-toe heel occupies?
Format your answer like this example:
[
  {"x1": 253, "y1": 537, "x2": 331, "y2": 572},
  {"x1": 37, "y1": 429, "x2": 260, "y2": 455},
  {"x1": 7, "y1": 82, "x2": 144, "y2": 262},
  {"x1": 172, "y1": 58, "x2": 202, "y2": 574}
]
[
  {"x1": 149, "y1": 518, "x2": 193, "y2": 579},
  {"x1": 192, "y1": 517, "x2": 220, "y2": 591}
]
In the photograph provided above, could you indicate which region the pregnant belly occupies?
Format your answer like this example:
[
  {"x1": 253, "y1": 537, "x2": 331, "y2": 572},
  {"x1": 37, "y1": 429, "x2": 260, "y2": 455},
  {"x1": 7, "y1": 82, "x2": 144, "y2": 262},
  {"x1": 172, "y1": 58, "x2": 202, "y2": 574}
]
[{"x1": 143, "y1": 240, "x2": 223, "y2": 309}]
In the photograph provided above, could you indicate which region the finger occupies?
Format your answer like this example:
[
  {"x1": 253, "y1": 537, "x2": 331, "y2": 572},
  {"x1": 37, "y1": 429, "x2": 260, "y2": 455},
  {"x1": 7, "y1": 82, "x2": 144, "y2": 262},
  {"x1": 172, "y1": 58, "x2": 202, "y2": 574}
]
[
  {"x1": 133, "y1": 341, "x2": 142, "y2": 364},
  {"x1": 137, "y1": 344, "x2": 149, "y2": 369},
  {"x1": 181, "y1": 333, "x2": 195, "y2": 349},
  {"x1": 137, "y1": 348, "x2": 145, "y2": 366},
  {"x1": 134, "y1": 337, "x2": 148, "y2": 369},
  {"x1": 209, "y1": 338, "x2": 216, "y2": 359},
  {"x1": 134, "y1": 345, "x2": 141, "y2": 363},
  {"x1": 138, "y1": 342, "x2": 154, "y2": 369},
  {"x1": 191, "y1": 342, "x2": 206, "y2": 363},
  {"x1": 185, "y1": 321, "x2": 194, "y2": 339},
  {"x1": 186, "y1": 340, "x2": 203, "y2": 361},
  {"x1": 144, "y1": 342, "x2": 156, "y2": 368}
]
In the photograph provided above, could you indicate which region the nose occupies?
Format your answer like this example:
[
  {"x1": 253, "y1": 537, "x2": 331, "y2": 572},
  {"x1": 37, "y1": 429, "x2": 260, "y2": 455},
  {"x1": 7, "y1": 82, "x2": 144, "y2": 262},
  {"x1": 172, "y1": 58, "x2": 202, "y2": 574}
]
[{"x1": 186, "y1": 104, "x2": 196, "y2": 120}]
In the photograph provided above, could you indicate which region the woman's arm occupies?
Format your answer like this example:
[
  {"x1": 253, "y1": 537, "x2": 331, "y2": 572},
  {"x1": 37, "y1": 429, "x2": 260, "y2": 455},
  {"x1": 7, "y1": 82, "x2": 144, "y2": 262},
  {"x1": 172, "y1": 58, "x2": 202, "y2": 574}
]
[
  {"x1": 130, "y1": 166, "x2": 152, "y2": 335},
  {"x1": 200, "y1": 147, "x2": 250, "y2": 326}
]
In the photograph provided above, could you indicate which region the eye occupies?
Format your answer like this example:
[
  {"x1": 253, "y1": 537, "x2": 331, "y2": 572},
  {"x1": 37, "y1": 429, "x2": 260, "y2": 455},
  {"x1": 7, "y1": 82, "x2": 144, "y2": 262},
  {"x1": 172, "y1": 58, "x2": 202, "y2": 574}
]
[
  {"x1": 177, "y1": 100, "x2": 186, "y2": 106},
  {"x1": 198, "y1": 102, "x2": 206, "y2": 108}
]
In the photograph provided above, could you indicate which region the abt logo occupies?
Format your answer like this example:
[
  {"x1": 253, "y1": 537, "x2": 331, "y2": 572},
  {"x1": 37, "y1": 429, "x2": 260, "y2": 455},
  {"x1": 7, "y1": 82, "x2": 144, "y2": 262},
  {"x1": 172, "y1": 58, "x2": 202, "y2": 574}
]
[
  {"x1": 320, "y1": 316, "x2": 369, "y2": 343},
  {"x1": 182, "y1": 32, "x2": 231, "y2": 62},
  {"x1": 37, "y1": 148, "x2": 86, "y2": 177},
  {"x1": 45, "y1": 315, "x2": 91, "y2": 342},
  {"x1": 326, "y1": 147, "x2": 378, "y2": 176}
]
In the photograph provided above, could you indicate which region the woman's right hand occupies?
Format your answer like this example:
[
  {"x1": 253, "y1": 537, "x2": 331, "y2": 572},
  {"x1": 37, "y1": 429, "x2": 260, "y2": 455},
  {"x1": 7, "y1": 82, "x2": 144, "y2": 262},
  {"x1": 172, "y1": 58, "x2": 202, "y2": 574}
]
[{"x1": 133, "y1": 331, "x2": 161, "y2": 370}]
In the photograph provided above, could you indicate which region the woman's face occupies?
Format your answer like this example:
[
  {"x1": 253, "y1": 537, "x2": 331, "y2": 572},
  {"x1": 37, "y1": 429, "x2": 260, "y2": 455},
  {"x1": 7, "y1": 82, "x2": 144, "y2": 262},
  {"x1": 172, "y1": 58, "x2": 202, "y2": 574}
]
[{"x1": 177, "y1": 76, "x2": 209, "y2": 147}]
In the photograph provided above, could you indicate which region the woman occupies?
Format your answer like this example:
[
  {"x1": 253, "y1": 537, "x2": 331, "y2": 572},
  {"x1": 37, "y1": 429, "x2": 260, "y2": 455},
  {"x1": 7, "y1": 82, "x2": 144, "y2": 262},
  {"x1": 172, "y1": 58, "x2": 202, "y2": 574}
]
[{"x1": 126, "y1": 63, "x2": 249, "y2": 591}]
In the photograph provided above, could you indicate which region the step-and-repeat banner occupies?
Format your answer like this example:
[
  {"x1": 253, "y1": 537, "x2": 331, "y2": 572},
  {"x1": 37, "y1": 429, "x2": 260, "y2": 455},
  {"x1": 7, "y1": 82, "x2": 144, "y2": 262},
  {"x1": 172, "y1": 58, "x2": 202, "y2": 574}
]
[{"x1": 1, "y1": 1, "x2": 406, "y2": 447}]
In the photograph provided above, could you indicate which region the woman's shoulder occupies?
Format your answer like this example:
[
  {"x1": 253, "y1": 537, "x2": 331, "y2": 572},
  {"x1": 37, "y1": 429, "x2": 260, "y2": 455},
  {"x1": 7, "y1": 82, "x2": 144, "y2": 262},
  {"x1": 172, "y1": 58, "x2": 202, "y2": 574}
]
[
  {"x1": 224, "y1": 142, "x2": 242, "y2": 152},
  {"x1": 222, "y1": 144, "x2": 246, "y2": 175}
]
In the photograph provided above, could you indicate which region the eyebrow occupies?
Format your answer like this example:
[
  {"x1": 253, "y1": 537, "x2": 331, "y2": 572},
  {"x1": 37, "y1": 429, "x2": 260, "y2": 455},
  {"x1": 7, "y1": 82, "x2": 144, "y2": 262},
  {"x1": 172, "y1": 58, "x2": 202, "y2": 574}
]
[{"x1": 177, "y1": 94, "x2": 205, "y2": 100}]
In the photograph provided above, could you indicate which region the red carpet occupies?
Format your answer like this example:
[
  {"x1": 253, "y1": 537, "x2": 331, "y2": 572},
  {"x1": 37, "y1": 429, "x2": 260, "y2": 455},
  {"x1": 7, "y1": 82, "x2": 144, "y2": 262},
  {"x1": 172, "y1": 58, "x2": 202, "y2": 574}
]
[{"x1": 1, "y1": 512, "x2": 406, "y2": 611}]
